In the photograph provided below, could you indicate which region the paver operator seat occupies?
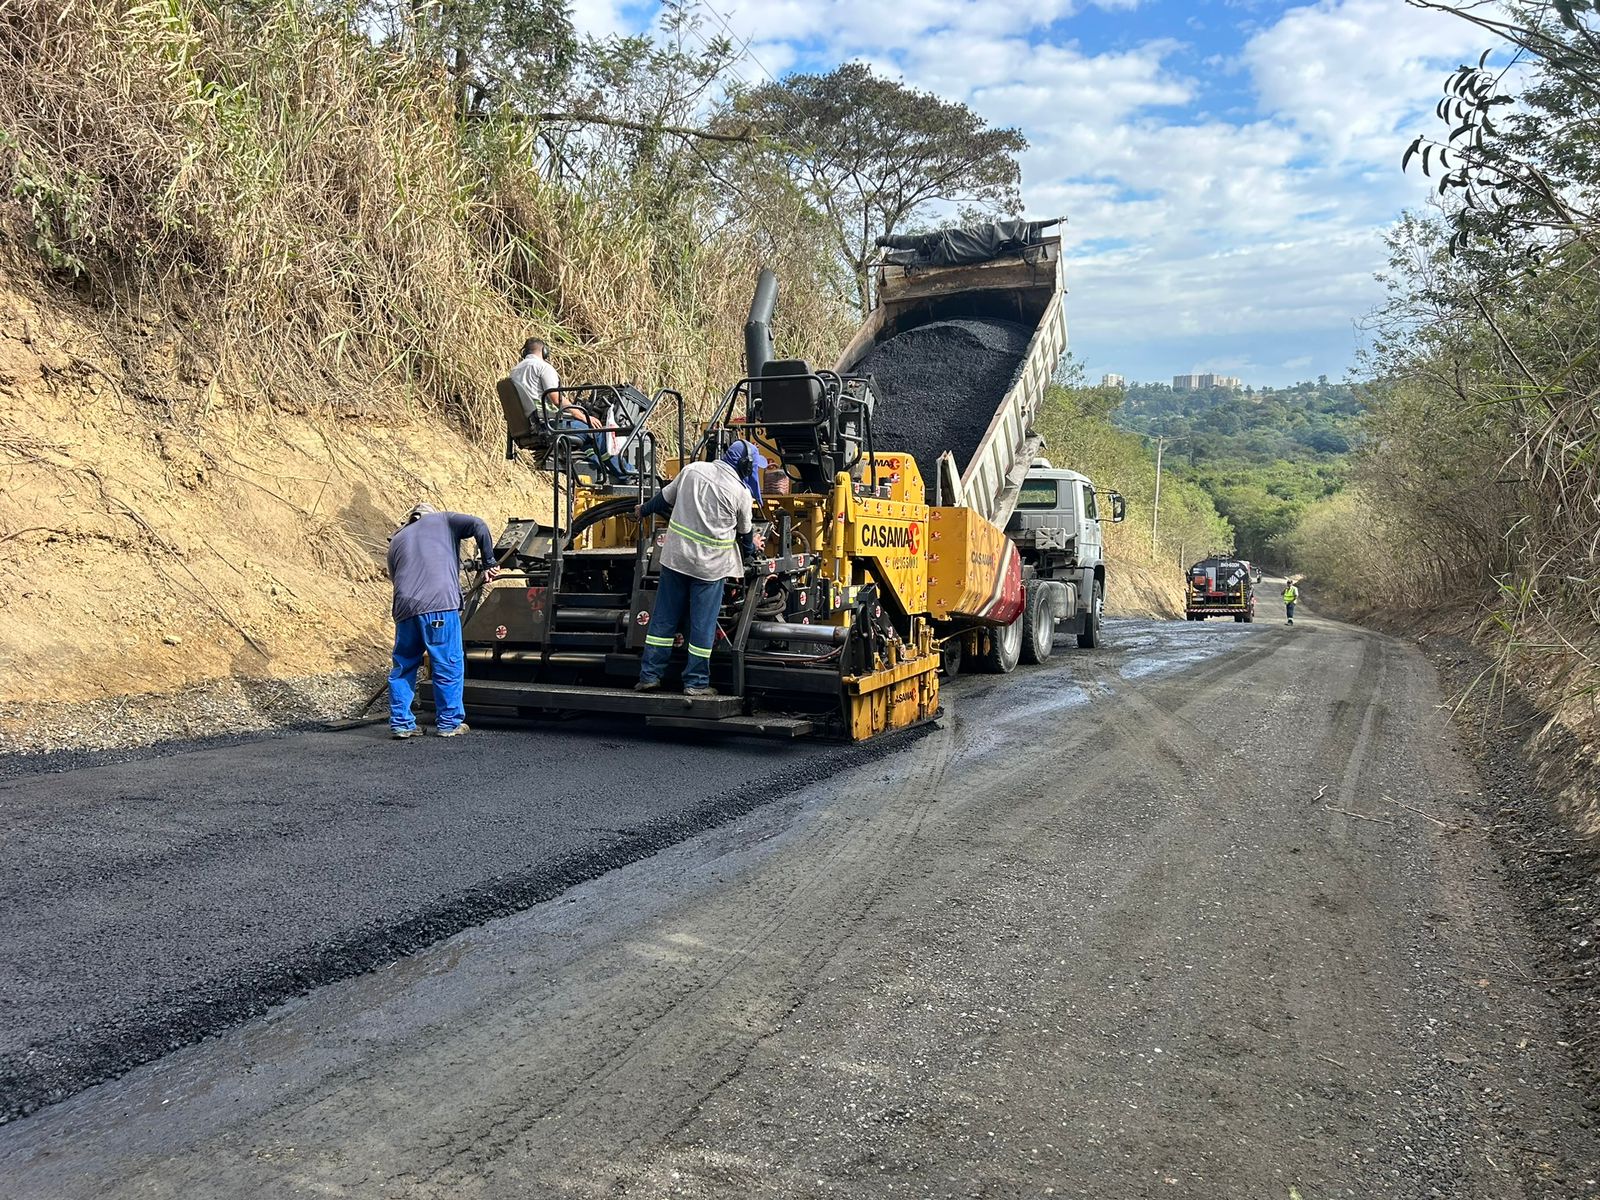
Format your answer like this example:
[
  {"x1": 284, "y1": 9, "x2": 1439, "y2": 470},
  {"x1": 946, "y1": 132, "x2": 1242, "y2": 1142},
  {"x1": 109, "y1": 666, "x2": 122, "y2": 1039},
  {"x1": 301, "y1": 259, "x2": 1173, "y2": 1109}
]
[
  {"x1": 496, "y1": 379, "x2": 655, "y2": 488},
  {"x1": 752, "y1": 359, "x2": 875, "y2": 491}
]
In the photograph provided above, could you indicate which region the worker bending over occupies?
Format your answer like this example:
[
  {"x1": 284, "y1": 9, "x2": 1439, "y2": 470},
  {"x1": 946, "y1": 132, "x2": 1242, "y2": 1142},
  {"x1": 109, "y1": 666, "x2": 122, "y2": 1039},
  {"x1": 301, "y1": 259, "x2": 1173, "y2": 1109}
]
[
  {"x1": 387, "y1": 503, "x2": 500, "y2": 738},
  {"x1": 634, "y1": 441, "x2": 763, "y2": 697}
]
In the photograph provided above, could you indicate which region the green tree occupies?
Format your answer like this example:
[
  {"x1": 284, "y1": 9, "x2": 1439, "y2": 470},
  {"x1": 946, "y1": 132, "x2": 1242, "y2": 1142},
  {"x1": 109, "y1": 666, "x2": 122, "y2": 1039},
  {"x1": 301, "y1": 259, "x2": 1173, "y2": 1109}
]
[
  {"x1": 365, "y1": 0, "x2": 577, "y2": 114},
  {"x1": 728, "y1": 63, "x2": 1027, "y2": 311}
]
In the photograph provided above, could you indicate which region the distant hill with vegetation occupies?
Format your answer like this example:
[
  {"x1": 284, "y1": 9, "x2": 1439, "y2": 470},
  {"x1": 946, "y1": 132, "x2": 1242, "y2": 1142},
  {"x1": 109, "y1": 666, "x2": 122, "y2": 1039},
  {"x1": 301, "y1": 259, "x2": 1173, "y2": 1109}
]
[{"x1": 1110, "y1": 379, "x2": 1360, "y2": 563}]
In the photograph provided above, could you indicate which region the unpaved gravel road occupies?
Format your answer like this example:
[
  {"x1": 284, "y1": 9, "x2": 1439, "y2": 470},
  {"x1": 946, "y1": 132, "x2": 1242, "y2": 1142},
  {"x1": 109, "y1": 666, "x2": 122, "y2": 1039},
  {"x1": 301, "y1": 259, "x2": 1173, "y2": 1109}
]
[{"x1": 3, "y1": 605, "x2": 1598, "y2": 1198}]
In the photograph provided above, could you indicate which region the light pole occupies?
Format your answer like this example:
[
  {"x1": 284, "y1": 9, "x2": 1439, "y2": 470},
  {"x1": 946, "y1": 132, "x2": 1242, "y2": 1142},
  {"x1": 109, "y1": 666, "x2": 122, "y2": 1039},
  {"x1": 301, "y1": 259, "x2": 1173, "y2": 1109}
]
[{"x1": 1148, "y1": 434, "x2": 1186, "y2": 554}]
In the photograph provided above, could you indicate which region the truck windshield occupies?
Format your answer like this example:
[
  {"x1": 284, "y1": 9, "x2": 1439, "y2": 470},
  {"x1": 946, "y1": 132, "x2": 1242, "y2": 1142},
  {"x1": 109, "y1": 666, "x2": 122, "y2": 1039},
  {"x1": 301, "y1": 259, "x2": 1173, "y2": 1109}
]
[{"x1": 1018, "y1": 480, "x2": 1060, "y2": 508}]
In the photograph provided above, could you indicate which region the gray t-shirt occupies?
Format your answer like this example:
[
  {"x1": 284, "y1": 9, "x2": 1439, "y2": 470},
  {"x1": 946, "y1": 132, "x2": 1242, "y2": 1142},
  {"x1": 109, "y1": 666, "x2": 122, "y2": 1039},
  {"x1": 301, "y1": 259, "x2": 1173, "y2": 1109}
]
[
  {"x1": 509, "y1": 354, "x2": 560, "y2": 420},
  {"x1": 659, "y1": 461, "x2": 754, "y2": 581}
]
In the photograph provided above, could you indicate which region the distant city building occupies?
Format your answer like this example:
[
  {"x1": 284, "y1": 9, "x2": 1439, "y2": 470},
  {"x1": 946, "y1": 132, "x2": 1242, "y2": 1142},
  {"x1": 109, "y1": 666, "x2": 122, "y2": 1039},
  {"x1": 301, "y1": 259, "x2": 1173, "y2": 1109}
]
[
  {"x1": 1101, "y1": 373, "x2": 1125, "y2": 388},
  {"x1": 1172, "y1": 373, "x2": 1242, "y2": 391}
]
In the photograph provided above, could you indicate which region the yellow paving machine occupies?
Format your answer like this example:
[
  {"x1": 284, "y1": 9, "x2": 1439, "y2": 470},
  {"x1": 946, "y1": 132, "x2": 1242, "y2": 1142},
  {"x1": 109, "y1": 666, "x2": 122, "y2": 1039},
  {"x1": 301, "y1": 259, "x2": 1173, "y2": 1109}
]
[{"x1": 465, "y1": 222, "x2": 1120, "y2": 740}]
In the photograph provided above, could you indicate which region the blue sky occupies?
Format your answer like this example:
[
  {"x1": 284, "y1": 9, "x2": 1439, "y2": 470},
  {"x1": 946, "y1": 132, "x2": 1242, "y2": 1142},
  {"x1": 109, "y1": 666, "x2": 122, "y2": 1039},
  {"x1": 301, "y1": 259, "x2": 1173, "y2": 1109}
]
[{"x1": 572, "y1": 0, "x2": 1491, "y2": 387}]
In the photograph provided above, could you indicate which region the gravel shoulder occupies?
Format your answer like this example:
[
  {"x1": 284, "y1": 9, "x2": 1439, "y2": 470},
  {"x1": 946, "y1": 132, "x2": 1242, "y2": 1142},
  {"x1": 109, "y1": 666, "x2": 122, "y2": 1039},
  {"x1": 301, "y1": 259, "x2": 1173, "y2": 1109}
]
[
  {"x1": 1424, "y1": 634, "x2": 1600, "y2": 1107},
  {"x1": 2, "y1": 609, "x2": 1596, "y2": 1198}
]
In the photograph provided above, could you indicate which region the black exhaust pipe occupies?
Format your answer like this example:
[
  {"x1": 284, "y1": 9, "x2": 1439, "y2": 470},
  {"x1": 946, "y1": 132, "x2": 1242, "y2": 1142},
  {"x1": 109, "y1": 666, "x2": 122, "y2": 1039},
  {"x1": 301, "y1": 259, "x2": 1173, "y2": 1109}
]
[{"x1": 745, "y1": 268, "x2": 777, "y2": 391}]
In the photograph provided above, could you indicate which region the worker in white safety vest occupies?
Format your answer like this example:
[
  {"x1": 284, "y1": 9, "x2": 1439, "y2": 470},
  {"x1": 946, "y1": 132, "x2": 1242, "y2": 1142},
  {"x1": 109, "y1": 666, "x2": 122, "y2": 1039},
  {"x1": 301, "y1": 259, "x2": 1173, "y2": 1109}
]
[{"x1": 634, "y1": 440, "x2": 764, "y2": 697}]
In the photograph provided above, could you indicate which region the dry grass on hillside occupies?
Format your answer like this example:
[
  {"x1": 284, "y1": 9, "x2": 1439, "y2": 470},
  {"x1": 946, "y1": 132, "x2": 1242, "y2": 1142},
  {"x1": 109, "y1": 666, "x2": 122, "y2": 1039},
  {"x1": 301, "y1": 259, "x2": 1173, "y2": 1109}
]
[{"x1": 0, "y1": 0, "x2": 848, "y2": 437}]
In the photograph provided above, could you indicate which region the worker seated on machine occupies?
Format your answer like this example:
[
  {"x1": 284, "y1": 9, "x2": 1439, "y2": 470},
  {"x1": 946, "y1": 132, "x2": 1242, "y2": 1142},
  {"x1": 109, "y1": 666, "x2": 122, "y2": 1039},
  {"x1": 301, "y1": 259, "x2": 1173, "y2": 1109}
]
[
  {"x1": 553, "y1": 397, "x2": 639, "y2": 482},
  {"x1": 509, "y1": 337, "x2": 638, "y2": 482}
]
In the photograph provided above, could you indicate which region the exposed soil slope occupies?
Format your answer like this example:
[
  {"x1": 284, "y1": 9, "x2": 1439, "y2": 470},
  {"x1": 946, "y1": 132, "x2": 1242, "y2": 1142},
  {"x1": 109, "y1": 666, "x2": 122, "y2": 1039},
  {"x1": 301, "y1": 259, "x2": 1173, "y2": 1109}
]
[{"x1": 0, "y1": 269, "x2": 549, "y2": 749}]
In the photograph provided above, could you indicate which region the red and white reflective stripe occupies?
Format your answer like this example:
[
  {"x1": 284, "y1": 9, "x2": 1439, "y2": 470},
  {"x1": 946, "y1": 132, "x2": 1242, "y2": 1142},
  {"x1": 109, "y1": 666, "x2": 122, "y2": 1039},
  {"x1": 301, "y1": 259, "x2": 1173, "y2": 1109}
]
[{"x1": 977, "y1": 541, "x2": 1024, "y2": 625}]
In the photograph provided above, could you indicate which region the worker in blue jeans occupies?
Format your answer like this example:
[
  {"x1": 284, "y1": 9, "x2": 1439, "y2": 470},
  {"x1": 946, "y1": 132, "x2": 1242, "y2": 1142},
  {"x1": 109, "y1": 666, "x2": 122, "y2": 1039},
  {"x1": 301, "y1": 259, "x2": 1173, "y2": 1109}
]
[
  {"x1": 634, "y1": 441, "x2": 762, "y2": 696},
  {"x1": 387, "y1": 503, "x2": 499, "y2": 737}
]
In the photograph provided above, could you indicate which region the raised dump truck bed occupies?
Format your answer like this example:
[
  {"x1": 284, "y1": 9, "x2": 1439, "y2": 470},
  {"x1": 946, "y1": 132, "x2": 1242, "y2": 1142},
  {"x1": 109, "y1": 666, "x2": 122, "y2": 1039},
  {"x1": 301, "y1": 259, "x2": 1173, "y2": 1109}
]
[
  {"x1": 837, "y1": 231, "x2": 1067, "y2": 530},
  {"x1": 836, "y1": 223, "x2": 1122, "y2": 670}
]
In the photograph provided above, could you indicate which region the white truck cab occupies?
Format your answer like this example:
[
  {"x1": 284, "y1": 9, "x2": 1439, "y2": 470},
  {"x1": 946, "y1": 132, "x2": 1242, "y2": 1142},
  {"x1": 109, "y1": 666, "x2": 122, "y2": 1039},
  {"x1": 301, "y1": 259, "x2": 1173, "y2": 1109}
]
[
  {"x1": 1011, "y1": 461, "x2": 1119, "y2": 567},
  {"x1": 1002, "y1": 458, "x2": 1125, "y2": 661}
]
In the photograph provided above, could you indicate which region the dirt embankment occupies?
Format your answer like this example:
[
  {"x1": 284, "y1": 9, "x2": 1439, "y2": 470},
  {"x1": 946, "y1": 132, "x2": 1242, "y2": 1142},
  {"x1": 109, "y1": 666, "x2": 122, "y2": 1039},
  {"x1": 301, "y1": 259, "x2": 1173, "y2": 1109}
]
[
  {"x1": 1106, "y1": 554, "x2": 1184, "y2": 619},
  {"x1": 0, "y1": 271, "x2": 549, "y2": 754}
]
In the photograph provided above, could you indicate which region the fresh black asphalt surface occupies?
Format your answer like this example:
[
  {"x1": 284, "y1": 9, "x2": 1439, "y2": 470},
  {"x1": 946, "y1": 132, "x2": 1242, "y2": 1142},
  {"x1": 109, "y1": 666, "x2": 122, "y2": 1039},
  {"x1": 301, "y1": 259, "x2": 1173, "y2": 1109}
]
[
  {"x1": 0, "y1": 715, "x2": 911, "y2": 1121},
  {"x1": 5, "y1": 609, "x2": 1599, "y2": 1198}
]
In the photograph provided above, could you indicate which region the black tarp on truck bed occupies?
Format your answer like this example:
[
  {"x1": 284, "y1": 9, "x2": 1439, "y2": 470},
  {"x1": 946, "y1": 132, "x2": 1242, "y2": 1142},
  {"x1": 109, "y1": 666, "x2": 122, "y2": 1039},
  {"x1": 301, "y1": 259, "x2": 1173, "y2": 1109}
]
[{"x1": 877, "y1": 220, "x2": 1058, "y2": 268}]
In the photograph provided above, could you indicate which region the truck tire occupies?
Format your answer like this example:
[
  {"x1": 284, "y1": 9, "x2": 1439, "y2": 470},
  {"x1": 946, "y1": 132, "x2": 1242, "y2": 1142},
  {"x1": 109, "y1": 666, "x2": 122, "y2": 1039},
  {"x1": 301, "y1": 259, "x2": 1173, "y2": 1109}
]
[
  {"x1": 975, "y1": 614, "x2": 1023, "y2": 674},
  {"x1": 1234, "y1": 614, "x2": 1246, "y2": 623},
  {"x1": 1077, "y1": 580, "x2": 1104, "y2": 649},
  {"x1": 940, "y1": 634, "x2": 964, "y2": 678},
  {"x1": 1019, "y1": 583, "x2": 1054, "y2": 664}
]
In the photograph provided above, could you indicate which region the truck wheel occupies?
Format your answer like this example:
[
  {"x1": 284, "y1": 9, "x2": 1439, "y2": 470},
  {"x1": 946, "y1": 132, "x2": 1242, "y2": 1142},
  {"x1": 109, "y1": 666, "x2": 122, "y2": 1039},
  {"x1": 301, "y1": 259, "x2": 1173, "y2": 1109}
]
[
  {"x1": 1244, "y1": 611, "x2": 1255, "y2": 624},
  {"x1": 940, "y1": 635, "x2": 964, "y2": 678},
  {"x1": 1019, "y1": 584, "x2": 1054, "y2": 664},
  {"x1": 1234, "y1": 614, "x2": 1246, "y2": 623},
  {"x1": 975, "y1": 614, "x2": 1023, "y2": 674},
  {"x1": 1076, "y1": 580, "x2": 1104, "y2": 649}
]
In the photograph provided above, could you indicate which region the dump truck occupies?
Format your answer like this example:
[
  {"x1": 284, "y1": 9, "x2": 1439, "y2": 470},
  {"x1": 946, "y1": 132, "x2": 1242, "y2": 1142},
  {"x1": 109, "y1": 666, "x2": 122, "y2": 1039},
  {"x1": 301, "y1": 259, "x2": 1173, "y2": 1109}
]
[
  {"x1": 840, "y1": 219, "x2": 1124, "y2": 672},
  {"x1": 1185, "y1": 555, "x2": 1256, "y2": 622},
  {"x1": 463, "y1": 220, "x2": 1122, "y2": 740}
]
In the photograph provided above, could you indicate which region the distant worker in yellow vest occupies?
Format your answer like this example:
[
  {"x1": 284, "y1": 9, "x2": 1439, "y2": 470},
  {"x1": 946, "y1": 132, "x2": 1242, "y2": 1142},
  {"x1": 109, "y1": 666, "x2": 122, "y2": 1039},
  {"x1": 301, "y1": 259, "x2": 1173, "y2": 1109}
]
[{"x1": 1283, "y1": 582, "x2": 1299, "y2": 626}]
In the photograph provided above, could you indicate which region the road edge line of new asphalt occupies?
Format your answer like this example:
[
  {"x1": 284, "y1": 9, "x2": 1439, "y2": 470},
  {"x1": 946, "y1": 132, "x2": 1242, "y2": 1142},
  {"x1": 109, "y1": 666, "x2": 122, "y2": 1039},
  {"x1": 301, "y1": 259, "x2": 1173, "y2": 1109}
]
[{"x1": 0, "y1": 722, "x2": 933, "y2": 1125}]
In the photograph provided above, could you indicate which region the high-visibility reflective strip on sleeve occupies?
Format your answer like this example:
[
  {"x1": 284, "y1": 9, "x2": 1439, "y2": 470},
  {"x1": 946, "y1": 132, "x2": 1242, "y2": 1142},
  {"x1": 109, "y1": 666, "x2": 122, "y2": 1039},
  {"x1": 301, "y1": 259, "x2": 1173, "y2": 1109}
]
[
  {"x1": 644, "y1": 634, "x2": 676, "y2": 648},
  {"x1": 687, "y1": 643, "x2": 713, "y2": 658},
  {"x1": 668, "y1": 521, "x2": 734, "y2": 548}
]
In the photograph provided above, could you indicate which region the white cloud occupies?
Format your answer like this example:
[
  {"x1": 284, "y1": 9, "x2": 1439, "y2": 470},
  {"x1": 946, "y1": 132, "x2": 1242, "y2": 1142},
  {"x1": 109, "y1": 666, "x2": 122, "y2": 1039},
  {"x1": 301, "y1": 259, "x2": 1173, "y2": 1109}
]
[
  {"x1": 567, "y1": 0, "x2": 1503, "y2": 384},
  {"x1": 1244, "y1": 0, "x2": 1488, "y2": 165},
  {"x1": 569, "y1": 0, "x2": 630, "y2": 38}
]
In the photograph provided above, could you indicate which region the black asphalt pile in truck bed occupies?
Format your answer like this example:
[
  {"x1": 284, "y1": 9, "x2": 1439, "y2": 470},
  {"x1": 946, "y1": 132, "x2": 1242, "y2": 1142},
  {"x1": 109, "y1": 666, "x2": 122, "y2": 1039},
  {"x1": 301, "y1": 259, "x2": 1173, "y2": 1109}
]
[{"x1": 852, "y1": 318, "x2": 1032, "y2": 496}]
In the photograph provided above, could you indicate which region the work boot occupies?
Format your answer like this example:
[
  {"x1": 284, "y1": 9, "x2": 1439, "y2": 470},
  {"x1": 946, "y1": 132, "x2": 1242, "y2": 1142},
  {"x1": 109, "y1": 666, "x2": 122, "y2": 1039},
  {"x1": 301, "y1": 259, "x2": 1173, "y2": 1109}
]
[
  {"x1": 435, "y1": 723, "x2": 471, "y2": 737},
  {"x1": 684, "y1": 685, "x2": 718, "y2": 698},
  {"x1": 634, "y1": 678, "x2": 662, "y2": 693},
  {"x1": 391, "y1": 727, "x2": 419, "y2": 740}
]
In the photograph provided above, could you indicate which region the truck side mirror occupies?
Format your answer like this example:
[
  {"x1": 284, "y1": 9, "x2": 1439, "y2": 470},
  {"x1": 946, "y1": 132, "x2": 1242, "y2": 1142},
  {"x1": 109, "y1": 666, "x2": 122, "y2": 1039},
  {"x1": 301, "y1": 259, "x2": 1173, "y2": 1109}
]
[{"x1": 1110, "y1": 493, "x2": 1126, "y2": 523}]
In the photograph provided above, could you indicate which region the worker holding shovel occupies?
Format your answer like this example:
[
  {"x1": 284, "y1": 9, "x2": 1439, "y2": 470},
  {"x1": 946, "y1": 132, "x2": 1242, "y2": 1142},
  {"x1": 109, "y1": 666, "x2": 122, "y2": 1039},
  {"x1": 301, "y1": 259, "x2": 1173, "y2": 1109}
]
[{"x1": 387, "y1": 503, "x2": 499, "y2": 738}]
